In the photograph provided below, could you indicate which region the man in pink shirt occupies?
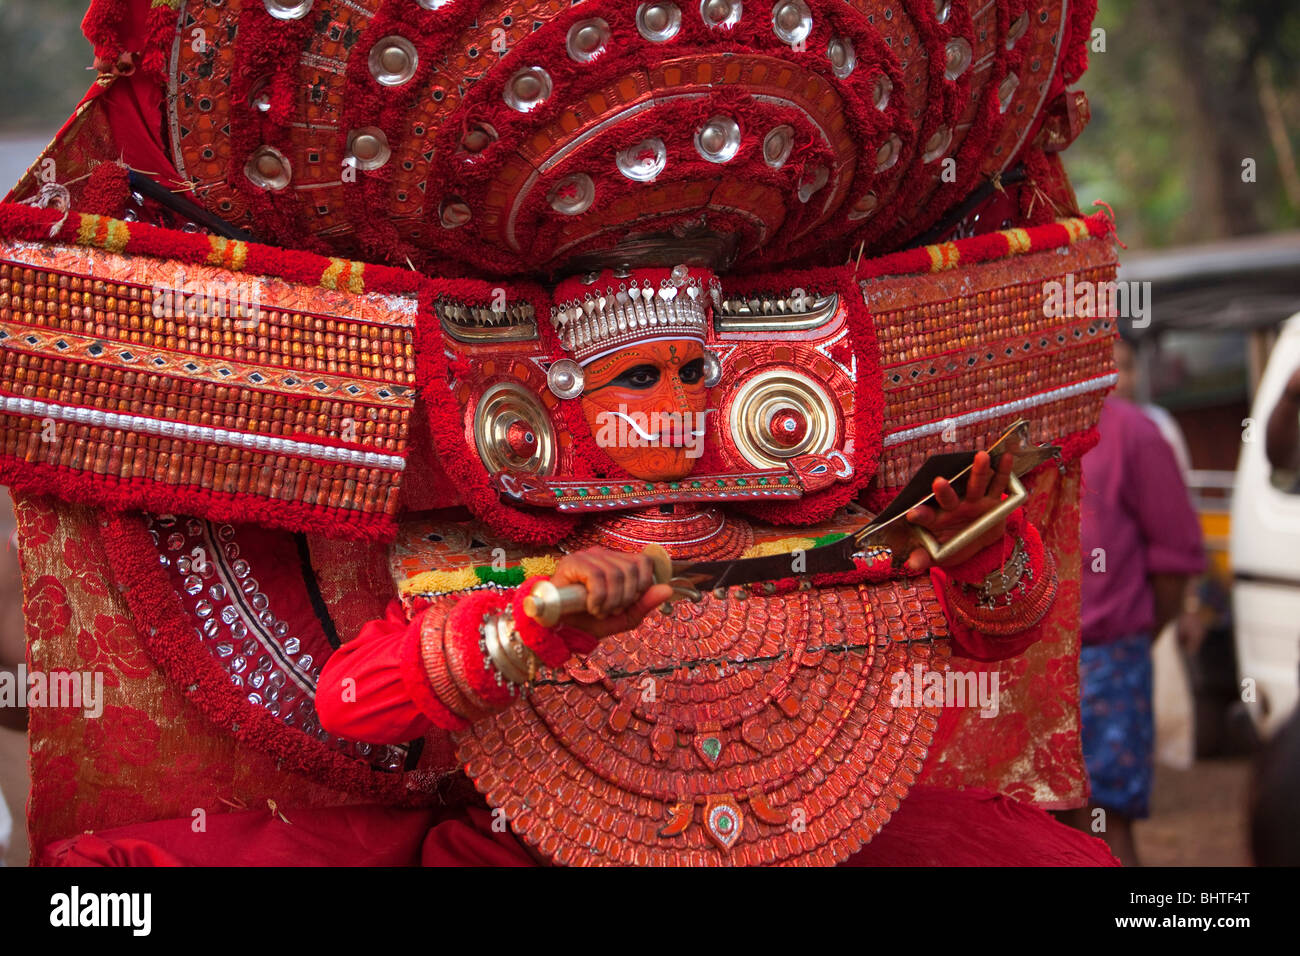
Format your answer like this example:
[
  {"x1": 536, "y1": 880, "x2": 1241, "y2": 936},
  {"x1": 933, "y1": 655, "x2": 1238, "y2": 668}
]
[{"x1": 1062, "y1": 347, "x2": 1206, "y2": 864}]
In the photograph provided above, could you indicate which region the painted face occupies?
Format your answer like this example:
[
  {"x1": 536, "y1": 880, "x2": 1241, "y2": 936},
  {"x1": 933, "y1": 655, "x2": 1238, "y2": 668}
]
[{"x1": 580, "y1": 338, "x2": 710, "y2": 481}]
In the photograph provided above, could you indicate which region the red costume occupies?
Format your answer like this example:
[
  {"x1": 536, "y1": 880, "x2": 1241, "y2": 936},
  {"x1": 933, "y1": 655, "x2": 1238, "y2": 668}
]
[{"x1": 3, "y1": 0, "x2": 1118, "y2": 865}]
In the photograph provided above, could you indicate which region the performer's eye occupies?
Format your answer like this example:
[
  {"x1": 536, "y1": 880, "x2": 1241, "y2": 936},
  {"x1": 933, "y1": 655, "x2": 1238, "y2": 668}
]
[
  {"x1": 612, "y1": 364, "x2": 661, "y2": 389},
  {"x1": 679, "y1": 358, "x2": 705, "y2": 385}
]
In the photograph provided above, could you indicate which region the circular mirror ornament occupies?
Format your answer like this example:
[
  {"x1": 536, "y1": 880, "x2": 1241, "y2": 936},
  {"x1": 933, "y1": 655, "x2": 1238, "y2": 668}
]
[
  {"x1": 440, "y1": 197, "x2": 473, "y2": 228},
  {"x1": 998, "y1": 73, "x2": 1020, "y2": 113},
  {"x1": 875, "y1": 133, "x2": 902, "y2": 172},
  {"x1": 701, "y1": 0, "x2": 743, "y2": 30},
  {"x1": 1006, "y1": 12, "x2": 1029, "y2": 49},
  {"x1": 617, "y1": 138, "x2": 668, "y2": 182},
  {"x1": 248, "y1": 76, "x2": 273, "y2": 113},
  {"x1": 797, "y1": 165, "x2": 829, "y2": 203},
  {"x1": 637, "y1": 3, "x2": 683, "y2": 42},
  {"x1": 922, "y1": 125, "x2": 952, "y2": 163},
  {"x1": 729, "y1": 369, "x2": 838, "y2": 468},
  {"x1": 772, "y1": 1, "x2": 813, "y2": 46},
  {"x1": 567, "y1": 19, "x2": 611, "y2": 62},
  {"x1": 474, "y1": 382, "x2": 557, "y2": 475},
  {"x1": 504, "y1": 66, "x2": 553, "y2": 113},
  {"x1": 847, "y1": 190, "x2": 879, "y2": 221},
  {"x1": 945, "y1": 37, "x2": 973, "y2": 80},
  {"x1": 263, "y1": 0, "x2": 313, "y2": 21},
  {"x1": 548, "y1": 174, "x2": 596, "y2": 215},
  {"x1": 703, "y1": 350, "x2": 723, "y2": 387},
  {"x1": 459, "y1": 122, "x2": 499, "y2": 156},
  {"x1": 347, "y1": 127, "x2": 391, "y2": 171},
  {"x1": 695, "y1": 116, "x2": 742, "y2": 163},
  {"x1": 762, "y1": 125, "x2": 795, "y2": 168},
  {"x1": 547, "y1": 359, "x2": 586, "y2": 400},
  {"x1": 828, "y1": 37, "x2": 856, "y2": 78},
  {"x1": 873, "y1": 73, "x2": 893, "y2": 111},
  {"x1": 244, "y1": 146, "x2": 292, "y2": 190},
  {"x1": 369, "y1": 36, "x2": 418, "y2": 87}
]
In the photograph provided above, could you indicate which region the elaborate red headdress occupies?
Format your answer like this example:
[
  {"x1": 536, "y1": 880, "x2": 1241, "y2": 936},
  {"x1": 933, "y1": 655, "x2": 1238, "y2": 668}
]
[{"x1": 50, "y1": 0, "x2": 1097, "y2": 271}]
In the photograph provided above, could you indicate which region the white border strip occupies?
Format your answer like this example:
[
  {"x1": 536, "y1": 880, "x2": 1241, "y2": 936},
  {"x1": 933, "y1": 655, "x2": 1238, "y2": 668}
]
[
  {"x1": 1, "y1": 395, "x2": 406, "y2": 472},
  {"x1": 883, "y1": 372, "x2": 1117, "y2": 447}
]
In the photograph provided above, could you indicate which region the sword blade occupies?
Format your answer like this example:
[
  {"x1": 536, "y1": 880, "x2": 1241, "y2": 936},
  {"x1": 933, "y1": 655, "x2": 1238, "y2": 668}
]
[
  {"x1": 669, "y1": 535, "x2": 860, "y2": 592},
  {"x1": 667, "y1": 420, "x2": 1057, "y2": 589}
]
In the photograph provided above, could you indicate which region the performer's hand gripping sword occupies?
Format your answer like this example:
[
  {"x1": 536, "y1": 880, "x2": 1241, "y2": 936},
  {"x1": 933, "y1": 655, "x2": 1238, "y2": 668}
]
[{"x1": 523, "y1": 420, "x2": 1058, "y2": 626}]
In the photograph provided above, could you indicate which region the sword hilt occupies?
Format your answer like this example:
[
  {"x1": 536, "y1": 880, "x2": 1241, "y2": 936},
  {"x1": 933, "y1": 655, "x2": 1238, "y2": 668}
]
[
  {"x1": 522, "y1": 544, "x2": 674, "y2": 627},
  {"x1": 911, "y1": 471, "x2": 1029, "y2": 563}
]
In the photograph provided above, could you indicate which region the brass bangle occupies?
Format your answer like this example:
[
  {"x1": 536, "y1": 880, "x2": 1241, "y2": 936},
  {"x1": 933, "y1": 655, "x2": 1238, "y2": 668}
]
[
  {"x1": 482, "y1": 605, "x2": 542, "y2": 687},
  {"x1": 502, "y1": 605, "x2": 543, "y2": 683},
  {"x1": 440, "y1": 615, "x2": 497, "y2": 721},
  {"x1": 421, "y1": 606, "x2": 495, "y2": 723}
]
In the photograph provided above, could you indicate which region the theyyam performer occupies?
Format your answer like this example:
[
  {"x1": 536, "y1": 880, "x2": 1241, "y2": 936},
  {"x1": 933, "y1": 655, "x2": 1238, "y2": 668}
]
[{"x1": 1, "y1": 0, "x2": 1120, "y2": 865}]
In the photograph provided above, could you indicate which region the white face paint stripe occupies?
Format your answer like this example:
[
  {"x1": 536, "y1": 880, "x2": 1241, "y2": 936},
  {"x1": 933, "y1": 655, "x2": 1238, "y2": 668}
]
[
  {"x1": 883, "y1": 372, "x2": 1117, "y2": 446},
  {"x1": 0, "y1": 395, "x2": 407, "y2": 471},
  {"x1": 604, "y1": 409, "x2": 662, "y2": 441}
]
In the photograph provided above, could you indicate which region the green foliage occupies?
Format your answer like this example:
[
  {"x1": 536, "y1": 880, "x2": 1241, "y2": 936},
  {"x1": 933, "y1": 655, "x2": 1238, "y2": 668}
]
[{"x1": 1066, "y1": 0, "x2": 1300, "y2": 248}]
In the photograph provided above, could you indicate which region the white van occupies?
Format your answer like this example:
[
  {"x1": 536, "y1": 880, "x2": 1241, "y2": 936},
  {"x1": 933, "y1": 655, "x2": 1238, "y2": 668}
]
[{"x1": 1231, "y1": 311, "x2": 1300, "y2": 735}]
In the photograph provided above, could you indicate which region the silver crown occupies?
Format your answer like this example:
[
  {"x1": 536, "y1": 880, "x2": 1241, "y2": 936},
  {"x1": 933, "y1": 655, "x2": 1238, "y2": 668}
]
[{"x1": 550, "y1": 270, "x2": 713, "y2": 363}]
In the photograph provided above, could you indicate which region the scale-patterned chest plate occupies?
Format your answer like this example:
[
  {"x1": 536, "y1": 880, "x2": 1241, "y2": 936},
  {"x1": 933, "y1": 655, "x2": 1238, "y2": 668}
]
[{"x1": 458, "y1": 577, "x2": 948, "y2": 866}]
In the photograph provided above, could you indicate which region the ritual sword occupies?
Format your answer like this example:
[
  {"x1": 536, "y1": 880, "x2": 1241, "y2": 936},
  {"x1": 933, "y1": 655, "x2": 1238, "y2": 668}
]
[{"x1": 523, "y1": 419, "x2": 1058, "y2": 626}]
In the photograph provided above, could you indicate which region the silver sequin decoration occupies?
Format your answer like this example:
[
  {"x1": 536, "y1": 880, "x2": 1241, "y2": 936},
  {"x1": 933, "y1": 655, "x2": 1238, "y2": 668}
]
[{"x1": 637, "y1": 2, "x2": 683, "y2": 41}]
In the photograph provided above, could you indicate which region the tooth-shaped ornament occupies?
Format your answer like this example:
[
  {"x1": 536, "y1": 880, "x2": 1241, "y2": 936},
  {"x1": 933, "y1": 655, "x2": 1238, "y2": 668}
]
[
  {"x1": 631, "y1": 286, "x2": 648, "y2": 326},
  {"x1": 573, "y1": 305, "x2": 589, "y2": 347},
  {"x1": 615, "y1": 291, "x2": 630, "y2": 331}
]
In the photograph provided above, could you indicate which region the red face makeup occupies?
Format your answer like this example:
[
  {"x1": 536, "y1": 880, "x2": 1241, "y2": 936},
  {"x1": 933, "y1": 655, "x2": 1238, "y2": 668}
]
[{"x1": 579, "y1": 338, "x2": 710, "y2": 481}]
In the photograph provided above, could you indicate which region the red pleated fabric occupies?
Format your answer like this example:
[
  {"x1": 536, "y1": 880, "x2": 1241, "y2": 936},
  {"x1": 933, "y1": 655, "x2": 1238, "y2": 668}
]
[{"x1": 40, "y1": 786, "x2": 1116, "y2": 867}]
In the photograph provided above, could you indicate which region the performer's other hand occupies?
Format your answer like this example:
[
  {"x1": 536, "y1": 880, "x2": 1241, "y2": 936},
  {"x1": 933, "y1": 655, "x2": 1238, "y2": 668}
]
[
  {"x1": 903, "y1": 450, "x2": 1014, "y2": 572},
  {"x1": 550, "y1": 547, "x2": 675, "y2": 639}
]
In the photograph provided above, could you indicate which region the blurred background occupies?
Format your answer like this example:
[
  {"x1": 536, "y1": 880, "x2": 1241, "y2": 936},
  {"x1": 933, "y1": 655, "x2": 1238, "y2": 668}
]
[{"x1": 1, "y1": 0, "x2": 1299, "y2": 866}]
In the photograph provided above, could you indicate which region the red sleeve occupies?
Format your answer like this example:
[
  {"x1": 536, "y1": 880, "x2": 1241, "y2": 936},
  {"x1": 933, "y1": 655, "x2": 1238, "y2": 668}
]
[
  {"x1": 317, "y1": 600, "x2": 451, "y2": 743},
  {"x1": 318, "y1": 582, "x2": 600, "y2": 743}
]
